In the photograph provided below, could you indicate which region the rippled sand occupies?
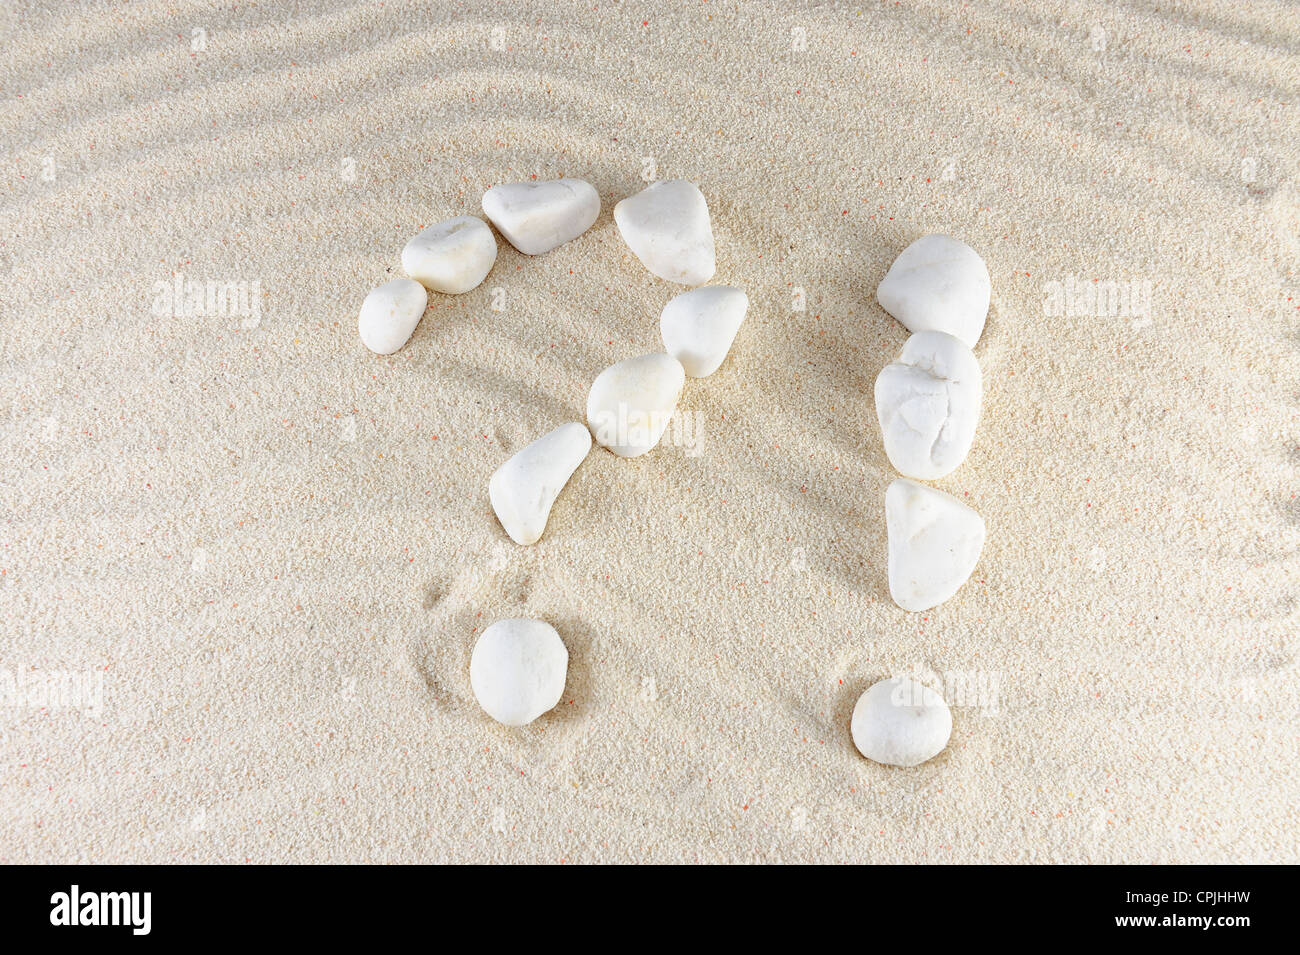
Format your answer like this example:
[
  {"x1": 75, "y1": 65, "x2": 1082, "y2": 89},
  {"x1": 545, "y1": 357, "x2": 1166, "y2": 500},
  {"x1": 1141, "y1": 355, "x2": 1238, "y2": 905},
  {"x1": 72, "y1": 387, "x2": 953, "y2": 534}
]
[{"x1": 1, "y1": 0, "x2": 1296, "y2": 863}]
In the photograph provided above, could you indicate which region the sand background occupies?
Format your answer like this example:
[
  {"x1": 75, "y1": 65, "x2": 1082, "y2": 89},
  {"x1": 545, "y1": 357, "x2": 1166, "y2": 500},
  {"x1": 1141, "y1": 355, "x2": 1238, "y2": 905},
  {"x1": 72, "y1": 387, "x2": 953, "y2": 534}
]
[{"x1": 1, "y1": 0, "x2": 1297, "y2": 863}]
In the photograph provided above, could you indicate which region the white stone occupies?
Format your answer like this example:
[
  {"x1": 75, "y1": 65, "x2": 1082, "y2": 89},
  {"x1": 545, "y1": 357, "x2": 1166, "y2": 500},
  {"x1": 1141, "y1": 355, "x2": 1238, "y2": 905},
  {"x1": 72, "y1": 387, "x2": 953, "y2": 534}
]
[
  {"x1": 613, "y1": 180, "x2": 716, "y2": 285},
  {"x1": 851, "y1": 677, "x2": 952, "y2": 767},
  {"x1": 470, "y1": 618, "x2": 568, "y2": 726},
  {"x1": 875, "y1": 330, "x2": 982, "y2": 480},
  {"x1": 357, "y1": 279, "x2": 428, "y2": 355},
  {"x1": 659, "y1": 286, "x2": 748, "y2": 378},
  {"x1": 876, "y1": 234, "x2": 991, "y2": 348},
  {"x1": 885, "y1": 478, "x2": 985, "y2": 612},
  {"x1": 481, "y1": 178, "x2": 600, "y2": 255},
  {"x1": 586, "y1": 353, "x2": 685, "y2": 457},
  {"x1": 401, "y1": 215, "x2": 497, "y2": 294},
  {"x1": 489, "y1": 422, "x2": 592, "y2": 545}
]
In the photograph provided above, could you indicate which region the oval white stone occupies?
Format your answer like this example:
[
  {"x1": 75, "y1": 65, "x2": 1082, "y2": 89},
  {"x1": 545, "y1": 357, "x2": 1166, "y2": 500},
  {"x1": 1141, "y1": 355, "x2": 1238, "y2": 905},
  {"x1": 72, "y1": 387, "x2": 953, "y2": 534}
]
[
  {"x1": 876, "y1": 234, "x2": 991, "y2": 348},
  {"x1": 659, "y1": 285, "x2": 748, "y2": 378},
  {"x1": 489, "y1": 422, "x2": 592, "y2": 545},
  {"x1": 851, "y1": 677, "x2": 952, "y2": 767},
  {"x1": 885, "y1": 478, "x2": 986, "y2": 612},
  {"x1": 481, "y1": 178, "x2": 600, "y2": 255},
  {"x1": 469, "y1": 618, "x2": 568, "y2": 726},
  {"x1": 401, "y1": 215, "x2": 497, "y2": 294},
  {"x1": 613, "y1": 180, "x2": 716, "y2": 285},
  {"x1": 585, "y1": 353, "x2": 685, "y2": 457},
  {"x1": 875, "y1": 330, "x2": 982, "y2": 480},
  {"x1": 357, "y1": 278, "x2": 428, "y2": 355}
]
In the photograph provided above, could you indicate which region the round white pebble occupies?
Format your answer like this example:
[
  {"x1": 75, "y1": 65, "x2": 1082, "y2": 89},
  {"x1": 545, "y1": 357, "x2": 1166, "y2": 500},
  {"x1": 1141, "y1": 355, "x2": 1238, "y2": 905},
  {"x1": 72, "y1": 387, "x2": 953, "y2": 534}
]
[
  {"x1": 851, "y1": 677, "x2": 952, "y2": 767},
  {"x1": 469, "y1": 618, "x2": 568, "y2": 726},
  {"x1": 357, "y1": 278, "x2": 428, "y2": 355}
]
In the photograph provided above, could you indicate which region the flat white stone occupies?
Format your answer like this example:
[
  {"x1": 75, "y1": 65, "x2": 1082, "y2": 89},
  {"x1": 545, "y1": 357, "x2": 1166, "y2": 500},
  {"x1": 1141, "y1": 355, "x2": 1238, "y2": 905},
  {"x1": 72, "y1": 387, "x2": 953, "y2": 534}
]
[
  {"x1": 489, "y1": 422, "x2": 592, "y2": 545},
  {"x1": 875, "y1": 330, "x2": 982, "y2": 480},
  {"x1": 481, "y1": 178, "x2": 600, "y2": 255},
  {"x1": 659, "y1": 286, "x2": 748, "y2": 378},
  {"x1": 885, "y1": 478, "x2": 985, "y2": 612},
  {"x1": 876, "y1": 234, "x2": 991, "y2": 348},
  {"x1": 613, "y1": 180, "x2": 716, "y2": 285},
  {"x1": 586, "y1": 353, "x2": 685, "y2": 457},
  {"x1": 851, "y1": 677, "x2": 952, "y2": 767},
  {"x1": 469, "y1": 618, "x2": 568, "y2": 726},
  {"x1": 401, "y1": 215, "x2": 497, "y2": 294},
  {"x1": 357, "y1": 278, "x2": 428, "y2": 355}
]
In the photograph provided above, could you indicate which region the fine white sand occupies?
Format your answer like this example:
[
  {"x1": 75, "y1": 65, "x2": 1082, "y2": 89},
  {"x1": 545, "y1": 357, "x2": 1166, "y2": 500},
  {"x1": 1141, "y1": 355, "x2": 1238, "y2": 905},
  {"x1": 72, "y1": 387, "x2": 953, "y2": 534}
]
[{"x1": 1, "y1": 0, "x2": 1297, "y2": 863}]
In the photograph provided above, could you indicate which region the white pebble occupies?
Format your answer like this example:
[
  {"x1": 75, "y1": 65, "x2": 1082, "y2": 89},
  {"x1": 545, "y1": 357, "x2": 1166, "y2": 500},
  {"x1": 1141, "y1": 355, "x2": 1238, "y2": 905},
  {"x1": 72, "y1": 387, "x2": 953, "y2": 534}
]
[
  {"x1": 357, "y1": 279, "x2": 428, "y2": 355},
  {"x1": 481, "y1": 178, "x2": 600, "y2": 255},
  {"x1": 886, "y1": 478, "x2": 985, "y2": 612},
  {"x1": 875, "y1": 330, "x2": 982, "y2": 480},
  {"x1": 613, "y1": 180, "x2": 716, "y2": 285},
  {"x1": 401, "y1": 215, "x2": 497, "y2": 294},
  {"x1": 876, "y1": 234, "x2": 991, "y2": 348},
  {"x1": 659, "y1": 286, "x2": 748, "y2": 378},
  {"x1": 469, "y1": 618, "x2": 568, "y2": 726},
  {"x1": 851, "y1": 677, "x2": 952, "y2": 767},
  {"x1": 489, "y1": 422, "x2": 592, "y2": 545},
  {"x1": 586, "y1": 353, "x2": 685, "y2": 457}
]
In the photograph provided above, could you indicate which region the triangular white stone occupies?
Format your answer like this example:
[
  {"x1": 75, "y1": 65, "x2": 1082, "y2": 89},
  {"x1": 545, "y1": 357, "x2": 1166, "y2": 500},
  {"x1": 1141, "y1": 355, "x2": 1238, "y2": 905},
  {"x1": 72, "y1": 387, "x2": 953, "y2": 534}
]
[
  {"x1": 489, "y1": 422, "x2": 592, "y2": 545},
  {"x1": 660, "y1": 286, "x2": 748, "y2": 377},
  {"x1": 401, "y1": 215, "x2": 497, "y2": 294},
  {"x1": 481, "y1": 178, "x2": 600, "y2": 255},
  {"x1": 876, "y1": 234, "x2": 991, "y2": 348},
  {"x1": 613, "y1": 180, "x2": 716, "y2": 285},
  {"x1": 885, "y1": 478, "x2": 985, "y2": 612},
  {"x1": 586, "y1": 353, "x2": 685, "y2": 457},
  {"x1": 875, "y1": 330, "x2": 982, "y2": 480}
]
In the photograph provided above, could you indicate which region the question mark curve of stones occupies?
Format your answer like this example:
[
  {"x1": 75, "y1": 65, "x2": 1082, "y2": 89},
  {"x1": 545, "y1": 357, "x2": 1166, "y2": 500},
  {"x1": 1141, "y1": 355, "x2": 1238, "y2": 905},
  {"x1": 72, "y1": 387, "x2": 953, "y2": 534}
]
[{"x1": 357, "y1": 177, "x2": 992, "y2": 758}]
